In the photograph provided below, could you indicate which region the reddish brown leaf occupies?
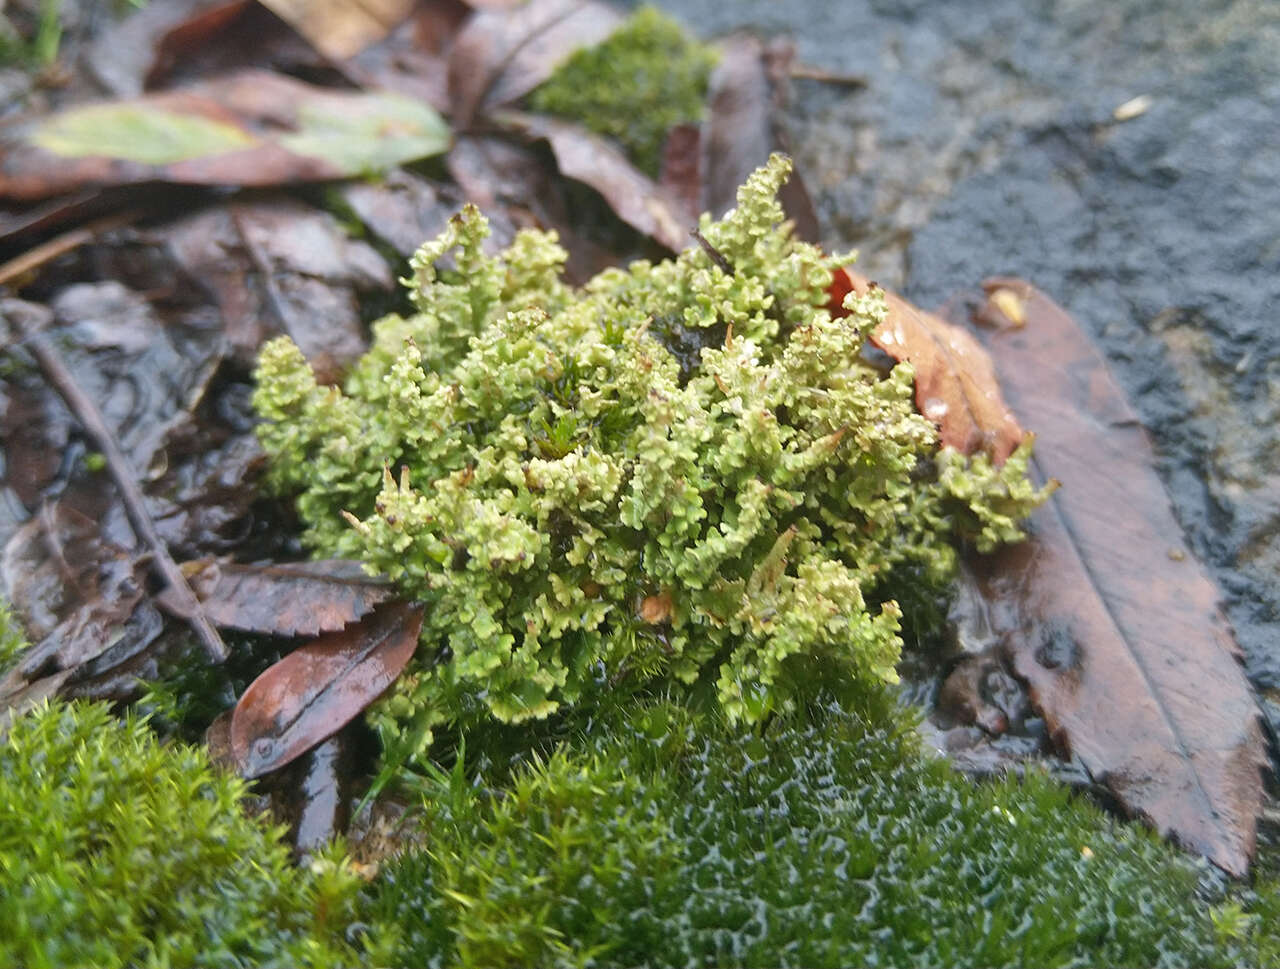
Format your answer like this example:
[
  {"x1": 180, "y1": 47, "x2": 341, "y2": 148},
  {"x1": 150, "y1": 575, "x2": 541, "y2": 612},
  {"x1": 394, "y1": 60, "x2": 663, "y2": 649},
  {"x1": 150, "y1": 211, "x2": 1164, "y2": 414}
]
[
  {"x1": 830, "y1": 269, "x2": 1026, "y2": 464},
  {"x1": 447, "y1": 0, "x2": 622, "y2": 129},
  {"x1": 230, "y1": 601, "x2": 423, "y2": 778},
  {"x1": 0, "y1": 71, "x2": 450, "y2": 202},
  {"x1": 703, "y1": 34, "x2": 819, "y2": 242},
  {"x1": 966, "y1": 278, "x2": 1267, "y2": 876},
  {"x1": 177, "y1": 558, "x2": 393, "y2": 637},
  {"x1": 501, "y1": 112, "x2": 692, "y2": 252}
]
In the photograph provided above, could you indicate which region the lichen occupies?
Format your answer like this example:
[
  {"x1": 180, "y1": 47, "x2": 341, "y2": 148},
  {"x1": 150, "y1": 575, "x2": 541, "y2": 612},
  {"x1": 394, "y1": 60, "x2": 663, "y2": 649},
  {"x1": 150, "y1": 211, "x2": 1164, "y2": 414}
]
[
  {"x1": 253, "y1": 154, "x2": 1046, "y2": 760},
  {"x1": 527, "y1": 5, "x2": 718, "y2": 175}
]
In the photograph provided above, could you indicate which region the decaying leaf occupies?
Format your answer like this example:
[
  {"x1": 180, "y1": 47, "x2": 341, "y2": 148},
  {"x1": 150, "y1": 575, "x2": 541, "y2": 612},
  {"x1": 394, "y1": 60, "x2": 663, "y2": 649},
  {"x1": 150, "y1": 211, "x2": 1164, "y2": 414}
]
[
  {"x1": 163, "y1": 197, "x2": 391, "y2": 369},
  {"x1": 230, "y1": 601, "x2": 423, "y2": 778},
  {"x1": 965, "y1": 277, "x2": 1267, "y2": 876},
  {"x1": 703, "y1": 34, "x2": 818, "y2": 241},
  {"x1": 829, "y1": 269, "x2": 1026, "y2": 464},
  {"x1": 501, "y1": 111, "x2": 692, "y2": 252},
  {"x1": 259, "y1": 0, "x2": 416, "y2": 60},
  {"x1": 0, "y1": 70, "x2": 450, "y2": 201},
  {"x1": 176, "y1": 558, "x2": 392, "y2": 637},
  {"x1": 447, "y1": 0, "x2": 622, "y2": 128}
]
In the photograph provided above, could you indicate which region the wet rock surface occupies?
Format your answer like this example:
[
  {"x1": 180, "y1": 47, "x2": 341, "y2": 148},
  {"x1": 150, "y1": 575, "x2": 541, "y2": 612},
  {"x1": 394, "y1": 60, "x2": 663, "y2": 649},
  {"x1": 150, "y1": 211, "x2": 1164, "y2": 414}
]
[{"x1": 638, "y1": 0, "x2": 1280, "y2": 734}]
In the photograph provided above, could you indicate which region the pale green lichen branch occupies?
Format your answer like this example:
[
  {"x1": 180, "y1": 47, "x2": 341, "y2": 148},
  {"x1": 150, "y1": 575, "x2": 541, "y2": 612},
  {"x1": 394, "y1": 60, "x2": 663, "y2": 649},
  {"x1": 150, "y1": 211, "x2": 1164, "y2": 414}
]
[{"x1": 253, "y1": 154, "x2": 1046, "y2": 759}]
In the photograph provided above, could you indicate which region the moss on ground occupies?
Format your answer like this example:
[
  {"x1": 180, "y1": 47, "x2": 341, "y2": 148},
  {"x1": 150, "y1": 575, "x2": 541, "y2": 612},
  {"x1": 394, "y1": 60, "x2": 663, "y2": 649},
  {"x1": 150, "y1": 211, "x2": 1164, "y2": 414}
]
[
  {"x1": 371, "y1": 690, "x2": 1273, "y2": 969},
  {"x1": 0, "y1": 696, "x2": 392, "y2": 968},
  {"x1": 528, "y1": 5, "x2": 717, "y2": 175}
]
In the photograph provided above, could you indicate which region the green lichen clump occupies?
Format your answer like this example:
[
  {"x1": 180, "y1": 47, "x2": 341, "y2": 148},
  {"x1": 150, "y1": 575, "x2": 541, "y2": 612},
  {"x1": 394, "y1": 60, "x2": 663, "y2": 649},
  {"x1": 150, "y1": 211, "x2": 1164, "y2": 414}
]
[
  {"x1": 373, "y1": 694, "x2": 1247, "y2": 969},
  {"x1": 253, "y1": 155, "x2": 1043, "y2": 755},
  {"x1": 0, "y1": 699, "x2": 390, "y2": 969},
  {"x1": 528, "y1": 5, "x2": 718, "y2": 175}
]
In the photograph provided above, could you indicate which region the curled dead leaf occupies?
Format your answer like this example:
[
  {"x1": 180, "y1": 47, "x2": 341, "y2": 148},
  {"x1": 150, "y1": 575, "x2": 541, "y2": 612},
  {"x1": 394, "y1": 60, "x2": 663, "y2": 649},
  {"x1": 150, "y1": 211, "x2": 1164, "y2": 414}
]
[
  {"x1": 829, "y1": 269, "x2": 1026, "y2": 464},
  {"x1": 230, "y1": 601, "x2": 423, "y2": 778}
]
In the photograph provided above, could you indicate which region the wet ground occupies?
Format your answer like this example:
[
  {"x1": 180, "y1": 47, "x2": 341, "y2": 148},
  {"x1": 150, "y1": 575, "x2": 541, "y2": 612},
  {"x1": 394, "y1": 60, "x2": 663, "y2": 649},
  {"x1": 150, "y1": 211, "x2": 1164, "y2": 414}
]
[{"x1": 635, "y1": 0, "x2": 1280, "y2": 736}]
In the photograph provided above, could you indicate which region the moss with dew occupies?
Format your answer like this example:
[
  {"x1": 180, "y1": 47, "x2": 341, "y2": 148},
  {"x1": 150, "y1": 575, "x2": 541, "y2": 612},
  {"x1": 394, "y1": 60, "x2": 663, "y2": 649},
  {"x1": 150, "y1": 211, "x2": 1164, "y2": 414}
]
[{"x1": 371, "y1": 690, "x2": 1269, "y2": 969}]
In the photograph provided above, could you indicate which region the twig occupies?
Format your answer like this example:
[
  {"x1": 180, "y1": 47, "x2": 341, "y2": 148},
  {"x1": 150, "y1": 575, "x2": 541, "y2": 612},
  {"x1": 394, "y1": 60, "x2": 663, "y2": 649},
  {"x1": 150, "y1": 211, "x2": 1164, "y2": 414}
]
[
  {"x1": 0, "y1": 212, "x2": 138, "y2": 286},
  {"x1": 690, "y1": 226, "x2": 735, "y2": 276},
  {"x1": 11, "y1": 317, "x2": 229, "y2": 663},
  {"x1": 788, "y1": 63, "x2": 869, "y2": 87}
]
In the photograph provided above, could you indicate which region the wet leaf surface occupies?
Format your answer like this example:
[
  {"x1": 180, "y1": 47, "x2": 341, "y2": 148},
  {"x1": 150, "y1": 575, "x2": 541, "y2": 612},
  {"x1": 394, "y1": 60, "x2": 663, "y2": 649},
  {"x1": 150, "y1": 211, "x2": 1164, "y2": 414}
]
[
  {"x1": 829, "y1": 269, "x2": 1026, "y2": 464},
  {"x1": 703, "y1": 34, "x2": 818, "y2": 241},
  {"x1": 339, "y1": 170, "x2": 463, "y2": 257},
  {"x1": 162, "y1": 197, "x2": 391, "y2": 368},
  {"x1": 175, "y1": 558, "x2": 392, "y2": 637},
  {"x1": 0, "y1": 503, "x2": 162, "y2": 706},
  {"x1": 446, "y1": 0, "x2": 622, "y2": 129},
  {"x1": 962, "y1": 278, "x2": 1267, "y2": 876},
  {"x1": 230, "y1": 601, "x2": 424, "y2": 778},
  {"x1": 502, "y1": 111, "x2": 692, "y2": 252},
  {"x1": 83, "y1": 0, "x2": 256, "y2": 97},
  {"x1": 0, "y1": 70, "x2": 451, "y2": 201}
]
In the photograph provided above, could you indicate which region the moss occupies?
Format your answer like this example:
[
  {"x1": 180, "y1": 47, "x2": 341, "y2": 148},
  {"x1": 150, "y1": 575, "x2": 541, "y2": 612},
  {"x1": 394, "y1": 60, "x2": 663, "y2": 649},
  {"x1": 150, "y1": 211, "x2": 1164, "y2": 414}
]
[
  {"x1": 527, "y1": 5, "x2": 718, "y2": 175},
  {"x1": 371, "y1": 693, "x2": 1256, "y2": 969},
  {"x1": 0, "y1": 598, "x2": 25, "y2": 672},
  {"x1": 0, "y1": 698, "x2": 393, "y2": 968},
  {"x1": 254, "y1": 155, "x2": 1047, "y2": 762}
]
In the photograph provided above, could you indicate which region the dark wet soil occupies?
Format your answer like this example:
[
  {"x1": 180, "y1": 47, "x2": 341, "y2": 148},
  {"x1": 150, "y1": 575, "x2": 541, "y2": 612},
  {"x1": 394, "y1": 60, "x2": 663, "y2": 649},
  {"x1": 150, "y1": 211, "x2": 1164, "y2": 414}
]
[{"x1": 635, "y1": 0, "x2": 1280, "y2": 737}]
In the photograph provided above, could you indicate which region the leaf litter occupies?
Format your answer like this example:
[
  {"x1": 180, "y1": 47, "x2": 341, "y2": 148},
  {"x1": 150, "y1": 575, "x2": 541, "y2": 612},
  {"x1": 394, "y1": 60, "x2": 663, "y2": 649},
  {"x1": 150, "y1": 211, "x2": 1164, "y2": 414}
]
[{"x1": 0, "y1": 0, "x2": 1270, "y2": 870}]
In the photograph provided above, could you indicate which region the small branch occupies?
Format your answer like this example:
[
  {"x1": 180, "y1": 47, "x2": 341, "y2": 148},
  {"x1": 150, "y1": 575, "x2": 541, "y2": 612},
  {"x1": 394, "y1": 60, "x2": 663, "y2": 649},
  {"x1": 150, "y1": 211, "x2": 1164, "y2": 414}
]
[
  {"x1": 788, "y1": 63, "x2": 869, "y2": 88},
  {"x1": 0, "y1": 212, "x2": 137, "y2": 286},
  {"x1": 690, "y1": 227, "x2": 735, "y2": 276},
  {"x1": 12, "y1": 317, "x2": 229, "y2": 663}
]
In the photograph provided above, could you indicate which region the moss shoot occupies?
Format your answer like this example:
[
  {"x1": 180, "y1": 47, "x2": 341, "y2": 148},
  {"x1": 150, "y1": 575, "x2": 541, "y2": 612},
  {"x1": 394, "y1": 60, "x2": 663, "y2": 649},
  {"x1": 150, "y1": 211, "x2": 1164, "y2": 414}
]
[
  {"x1": 0, "y1": 699, "x2": 390, "y2": 968},
  {"x1": 371, "y1": 693, "x2": 1254, "y2": 969},
  {"x1": 253, "y1": 155, "x2": 1046, "y2": 763},
  {"x1": 527, "y1": 5, "x2": 718, "y2": 175}
]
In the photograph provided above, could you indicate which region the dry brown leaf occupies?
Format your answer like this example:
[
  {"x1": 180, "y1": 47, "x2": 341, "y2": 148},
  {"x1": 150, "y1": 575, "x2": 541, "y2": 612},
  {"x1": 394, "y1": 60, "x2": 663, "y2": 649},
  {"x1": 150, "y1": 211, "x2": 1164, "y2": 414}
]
[
  {"x1": 966, "y1": 277, "x2": 1267, "y2": 876},
  {"x1": 177, "y1": 558, "x2": 393, "y2": 637},
  {"x1": 829, "y1": 269, "x2": 1026, "y2": 464},
  {"x1": 230, "y1": 601, "x2": 423, "y2": 778},
  {"x1": 259, "y1": 0, "x2": 417, "y2": 60}
]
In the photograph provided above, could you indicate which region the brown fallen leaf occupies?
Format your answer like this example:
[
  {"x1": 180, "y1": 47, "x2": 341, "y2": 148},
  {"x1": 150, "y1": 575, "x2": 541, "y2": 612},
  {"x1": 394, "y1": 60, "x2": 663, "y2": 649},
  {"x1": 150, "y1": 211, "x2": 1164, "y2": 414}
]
[
  {"x1": 0, "y1": 70, "x2": 450, "y2": 201},
  {"x1": 702, "y1": 34, "x2": 819, "y2": 242},
  {"x1": 259, "y1": 0, "x2": 417, "y2": 60},
  {"x1": 500, "y1": 111, "x2": 692, "y2": 252},
  {"x1": 230, "y1": 601, "x2": 424, "y2": 778},
  {"x1": 829, "y1": 269, "x2": 1026, "y2": 464},
  {"x1": 965, "y1": 277, "x2": 1267, "y2": 876},
  {"x1": 447, "y1": 0, "x2": 622, "y2": 129},
  {"x1": 162, "y1": 197, "x2": 391, "y2": 368},
  {"x1": 175, "y1": 558, "x2": 392, "y2": 637}
]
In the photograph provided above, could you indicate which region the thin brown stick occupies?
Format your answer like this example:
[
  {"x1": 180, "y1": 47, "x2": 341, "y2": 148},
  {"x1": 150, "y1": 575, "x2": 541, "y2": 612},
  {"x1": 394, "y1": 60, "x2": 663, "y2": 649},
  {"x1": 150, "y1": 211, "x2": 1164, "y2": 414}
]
[
  {"x1": 0, "y1": 212, "x2": 137, "y2": 286},
  {"x1": 690, "y1": 226, "x2": 735, "y2": 276},
  {"x1": 788, "y1": 63, "x2": 869, "y2": 87},
  {"x1": 12, "y1": 317, "x2": 229, "y2": 663}
]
